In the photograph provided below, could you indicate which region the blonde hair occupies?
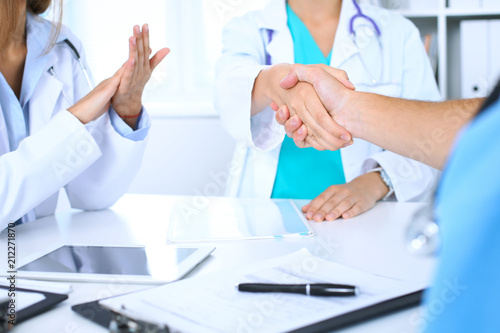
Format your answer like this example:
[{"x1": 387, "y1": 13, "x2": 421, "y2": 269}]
[{"x1": 0, "y1": 0, "x2": 63, "y2": 51}]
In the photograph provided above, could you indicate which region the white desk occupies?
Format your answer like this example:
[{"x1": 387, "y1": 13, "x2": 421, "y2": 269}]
[{"x1": 1, "y1": 194, "x2": 436, "y2": 333}]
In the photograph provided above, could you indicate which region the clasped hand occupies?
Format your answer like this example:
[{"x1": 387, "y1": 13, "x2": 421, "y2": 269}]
[
  {"x1": 270, "y1": 64, "x2": 389, "y2": 221},
  {"x1": 68, "y1": 24, "x2": 170, "y2": 128}
]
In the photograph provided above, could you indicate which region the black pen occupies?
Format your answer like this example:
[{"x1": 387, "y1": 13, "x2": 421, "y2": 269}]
[{"x1": 238, "y1": 283, "x2": 358, "y2": 296}]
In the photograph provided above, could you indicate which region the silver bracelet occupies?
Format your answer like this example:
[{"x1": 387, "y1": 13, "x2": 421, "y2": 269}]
[{"x1": 368, "y1": 167, "x2": 394, "y2": 201}]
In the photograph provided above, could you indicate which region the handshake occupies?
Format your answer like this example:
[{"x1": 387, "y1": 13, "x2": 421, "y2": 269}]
[
  {"x1": 266, "y1": 64, "x2": 480, "y2": 170},
  {"x1": 268, "y1": 64, "x2": 359, "y2": 152}
]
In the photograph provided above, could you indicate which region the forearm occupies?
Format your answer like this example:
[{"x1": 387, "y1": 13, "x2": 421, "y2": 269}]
[
  {"x1": 251, "y1": 63, "x2": 291, "y2": 116},
  {"x1": 346, "y1": 92, "x2": 483, "y2": 170}
]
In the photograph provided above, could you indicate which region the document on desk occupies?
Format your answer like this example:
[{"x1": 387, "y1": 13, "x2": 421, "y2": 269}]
[
  {"x1": 166, "y1": 197, "x2": 314, "y2": 242},
  {"x1": 100, "y1": 249, "x2": 425, "y2": 333}
]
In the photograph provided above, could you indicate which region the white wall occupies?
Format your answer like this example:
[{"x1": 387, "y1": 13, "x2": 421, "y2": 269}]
[{"x1": 128, "y1": 116, "x2": 236, "y2": 196}]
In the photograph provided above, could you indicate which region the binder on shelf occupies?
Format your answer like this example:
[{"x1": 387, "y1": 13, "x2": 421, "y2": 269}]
[
  {"x1": 483, "y1": 0, "x2": 500, "y2": 9},
  {"x1": 449, "y1": 0, "x2": 481, "y2": 9},
  {"x1": 490, "y1": 20, "x2": 500, "y2": 86},
  {"x1": 460, "y1": 20, "x2": 500, "y2": 98},
  {"x1": 424, "y1": 33, "x2": 438, "y2": 76},
  {"x1": 461, "y1": 20, "x2": 489, "y2": 98},
  {"x1": 408, "y1": 0, "x2": 439, "y2": 10}
]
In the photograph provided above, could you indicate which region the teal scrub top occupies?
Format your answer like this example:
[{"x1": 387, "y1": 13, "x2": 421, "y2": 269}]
[
  {"x1": 424, "y1": 91, "x2": 500, "y2": 332},
  {"x1": 271, "y1": 4, "x2": 346, "y2": 200}
]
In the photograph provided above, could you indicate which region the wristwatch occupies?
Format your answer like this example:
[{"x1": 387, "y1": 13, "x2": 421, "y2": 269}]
[{"x1": 369, "y1": 167, "x2": 394, "y2": 201}]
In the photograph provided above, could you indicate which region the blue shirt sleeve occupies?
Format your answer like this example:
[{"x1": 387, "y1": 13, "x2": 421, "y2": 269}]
[
  {"x1": 108, "y1": 106, "x2": 150, "y2": 141},
  {"x1": 424, "y1": 100, "x2": 500, "y2": 333}
]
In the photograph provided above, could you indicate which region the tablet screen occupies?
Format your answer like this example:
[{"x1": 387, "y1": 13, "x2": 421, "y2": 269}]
[{"x1": 17, "y1": 246, "x2": 197, "y2": 276}]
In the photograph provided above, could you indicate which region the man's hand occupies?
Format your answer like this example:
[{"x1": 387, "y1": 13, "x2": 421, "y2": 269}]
[{"x1": 274, "y1": 64, "x2": 358, "y2": 150}]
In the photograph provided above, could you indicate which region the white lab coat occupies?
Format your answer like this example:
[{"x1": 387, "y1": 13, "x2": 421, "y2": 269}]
[
  {"x1": 215, "y1": 0, "x2": 441, "y2": 201},
  {"x1": 0, "y1": 16, "x2": 148, "y2": 227}
]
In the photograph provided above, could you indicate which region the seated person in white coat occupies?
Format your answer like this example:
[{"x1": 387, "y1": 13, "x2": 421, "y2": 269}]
[
  {"x1": 0, "y1": 0, "x2": 169, "y2": 228},
  {"x1": 214, "y1": 0, "x2": 440, "y2": 222}
]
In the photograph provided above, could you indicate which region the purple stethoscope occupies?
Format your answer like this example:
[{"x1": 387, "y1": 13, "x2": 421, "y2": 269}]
[{"x1": 266, "y1": 0, "x2": 383, "y2": 83}]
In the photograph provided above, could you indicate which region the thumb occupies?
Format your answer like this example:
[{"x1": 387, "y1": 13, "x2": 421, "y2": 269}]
[
  {"x1": 110, "y1": 59, "x2": 129, "y2": 86},
  {"x1": 96, "y1": 59, "x2": 130, "y2": 99},
  {"x1": 279, "y1": 65, "x2": 302, "y2": 89},
  {"x1": 318, "y1": 65, "x2": 356, "y2": 91}
]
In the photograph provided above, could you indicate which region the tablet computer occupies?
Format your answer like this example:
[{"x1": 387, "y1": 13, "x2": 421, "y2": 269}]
[
  {"x1": 167, "y1": 197, "x2": 314, "y2": 243},
  {"x1": 14, "y1": 245, "x2": 215, "y2": 284}
]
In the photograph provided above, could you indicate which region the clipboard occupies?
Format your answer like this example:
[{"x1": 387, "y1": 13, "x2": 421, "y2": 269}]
[
  {"x1": 0, "y1": 286, "x2": 68, "y2": 329},
  {"x1": 290, "y1": 289, "x2": 424, "y2": 332},
  {"x1": 95, "y1": 249, "x2": 427, "y2": 332},
  {"x1": 84, "y1": 290, "x2": 423, "y2": 333}
]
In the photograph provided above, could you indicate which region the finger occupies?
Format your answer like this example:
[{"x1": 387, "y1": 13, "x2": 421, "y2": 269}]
[
  {"x1": 142, "y1": 24, "x2": 150, "y2": 68},
  {"x1": 279, "y1": 66, "x2": 300, "y2": 90},
  {"x1": 270, "y1": 102, "x2": 279, "y2": 112},
  {"x1": 91, "y1": 61, "x2": 128, "y2": 104},
  {"x1": 284, "y1": 114, "x2": 301, "y2": 137},
  {"x1": 306, "y1": 94, "x2": 350, "y2": 145},
  {"x1": 120, "y1": 37, "x2": 137, "y2": 92},
  {"x1": 106, "y1": 60, "x2": 129, "y2": 91},
  {"x1": 289, "y1": 123, "x2": 324, "y2": 150},
  {"x1": 317, "y1": 64, "x2": 356, "y2": 91},
  {"x1": 342, "y1": 203, "x2": 366, "y2": 219},
  {"x1": 324, "y1": 197, "x2": 357, "y2": 221},
  {"x1": 302, "y1": 98, "x2": 351, "y2": 150},
  {"x1": 291, "y1": 124, "x2": 307, "y2": 144},
  {"x1": 305, "y1": 187, "x2": 337, "y2": 220},
  {"x1": 134, "y1": 25, "x2": 144, "y2": 75},
  {"x1": 313, "y1": 191, "x2": 352, "y2": 222},
  {"x1": 276, "y1": 105, "x2": 291, "y2": 127},
  {"x1": 149, "y1": 48, "x2": 170, "y2": 71},
  {"x1": 282, "y1": 64, "x2": 355, "y2": 91},
  {"x1": 301, "y1": 203, "x2": 311, "y2": 213}
]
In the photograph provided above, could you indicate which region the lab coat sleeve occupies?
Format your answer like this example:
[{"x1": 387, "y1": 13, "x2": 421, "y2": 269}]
[
  {"x1": 108, "y1": 106, "x2": 151, "y2": 141},
  {"x1": 362, "y1": 19, "x2": 441, "y2": 202},
  {"x1": 63, "y1": 35, "x2": 149, "y2": 210},
  {"x1": 214, "y1": 16, "x2": 285, "y2": 151},
  {"x1": 0, "y1": 111, "x2": 101, "y2": 227}
]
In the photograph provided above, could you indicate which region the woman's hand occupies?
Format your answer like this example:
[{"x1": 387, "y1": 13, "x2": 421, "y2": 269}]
[
  {"x1": 302, "y1": 172, "x2": 390, "y2": 222},
  {"x1": 68, "y1": 62, "x2": 127, "y2": 124},
  {"x1": 111, "y1": 24, "x2": 170, "y2": 128}
]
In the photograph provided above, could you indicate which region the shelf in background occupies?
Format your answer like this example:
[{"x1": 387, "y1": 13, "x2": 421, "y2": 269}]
[
  {"x1": 394, "y1": 10, "x2": 440, "y2": 18},
  {"x1": 445, "y1": 8, "x2": 500, "y2": 18},
  {"x1": 395, "y1": 8, "x2": 500, "y2": 19}
]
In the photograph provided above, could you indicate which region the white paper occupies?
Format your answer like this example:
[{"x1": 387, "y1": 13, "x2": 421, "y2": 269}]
[{"x1": 101, "y1": 249, "x2": 424, "y2": 333}]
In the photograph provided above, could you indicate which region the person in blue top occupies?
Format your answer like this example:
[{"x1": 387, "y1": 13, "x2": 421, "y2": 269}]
[
  {"x1": 273, "y1": 64, "x2": 499, "y2": 331},
  {"x1": 215, "y1": 0, "x2": 440, "y2": 222},
  {"x1": 0, "y1": 0, "x2": 169, "y2": 227}
]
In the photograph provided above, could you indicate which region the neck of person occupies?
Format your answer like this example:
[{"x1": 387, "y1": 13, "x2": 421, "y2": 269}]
[
  {"x1": 287, "y1": 0, "x2": 342, "y2": 22},
  {"x1": 0, "y1": 6, "x2": 28, "y2": 99},
  {"x1": 3, "y1": 7, "x2": 27, "y2": 51}
]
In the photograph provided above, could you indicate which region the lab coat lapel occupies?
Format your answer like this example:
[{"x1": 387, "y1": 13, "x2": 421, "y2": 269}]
[
  {"x1": 29, "y1": 52, "x2": 64, "y2": 135},
  {"x1": 0, "y1": 105, "x2": 9, "y2": 156},
  {"x1": 255, "y1": 0, "x2": 294, "y2": 65},
  {"x1": 330, "y1": 0, "x2": 361, "y2": 69},
  {"x1": 25, "y1": 12, "x2": 68, "y2": 135}
]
